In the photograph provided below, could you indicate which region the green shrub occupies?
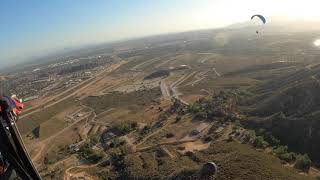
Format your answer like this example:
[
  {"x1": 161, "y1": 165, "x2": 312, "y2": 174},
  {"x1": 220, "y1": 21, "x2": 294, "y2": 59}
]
[
  {"x1": 78, "y1": 146, "x2": 103, "y2": 163},
  {"x1": 89, "y1": 135, "x2": 99, "y2": 146},
  {"x1": 117, "y1": 124, "x2": 132, "y2": 134},
  {"x1": 273, "y1": 146, "x2": 288, "y2": 157},
  {"x1": 255, "y1": 129, "x2": 280, "y2": 147},
  {"x1": 248, "y1": 130, "x2": 256, "y2": 140},
  {"x1": 110, "y1": 138, "x2": 126, "y2": 148},
  {"x1": 279, "y1": 152, "x2": 296, "y2": 162},
  {"x1": 110, "y1": 153, "x2": 125, "y2": 173},
  {"x1": 43, "y1": 156, "x2": 56, "y2": 165},
  {"x1": 114, "y1": 121, "x2": 137, "y2": 135},
  {"x1": 294, "y1": 154, "x2": 311, "y2": 172},
  {"x1": 140, "y1": 125, "x2": 151, "y2": 136},
  {"x1": 232, "y1": 125, "x2": 239, "y2": 131},
  {"x1": 273, "y1": 145, "x2": 297, "y2": 162},
  {"x1": 166, "y1": 133, "x2": 175, "y2": 138},
  {"x1": 175, "y1": 115, "x2": 182, "y2": 122},
  {"x1": 253, "y1": 136, "x2": 269, "y2": 148},
  {"x1": 243, "y1": 130, "x2": 256, "y2": 144},
  {"x1": 263, "y1": 132, "x2": 280, "y2": 146},
  {"x1": 204, "y1": 136, "x2": 213, "y2": 142},
  {"x1": 227, "y1": 136, "x2": 234, "y2": 142},
  {"x1": 235, "y1": 120, "x2": 242, "y2": 127},
  {"x1": 256, "y1": 128, "x2": 266, "y2": 136},
  {"x1": 194, "y1": 112, "x2": 207, "y2": 120},
  {"x1": 189, "y1": 103, "x2": 201, "y2": 113}
]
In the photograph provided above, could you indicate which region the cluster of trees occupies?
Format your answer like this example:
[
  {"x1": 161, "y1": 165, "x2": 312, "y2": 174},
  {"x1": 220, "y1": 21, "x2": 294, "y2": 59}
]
[
  {"x1": 110, "y1": 153, "x2": 126, "y2": 176},
  {"x1": 188, "y1": 91, "x2": 239, "y2": 121},
  {"x1": 252, "y1": 129, "x2": 280, "y2": 148},
  {"x1": 76, "y1": 135, "x2": 103, "y2": 163},
  {"x1": 170, "y1": 100, "x2": 186, "y2": 115},
  {"x1": 113, "y1": 121, "x2": 138, "y2": 135},
  {"x1": 294, "y1": 154, "x2": 312, "y2": 172},
  {"x1": 186, "y1": 89, "x2": 314, "y2": 172},
  {"x1": 252, "y1": 129, "x2": 280, "y2": 149},
  {"x1": 247, "y1": 128, "x2": 312, "y2": 172},
  {"x1": 273, "y1": 146, "x2": 297, "y2": 162},
  {"x1": 253, "y1": 136, "x2": 269, "y2": 149},
  {"x1": 274, "y1": 146, "x2": 311, "y2": 172},
  {"x1": 109, "y1": 138, "x2": 127, "y2": 148},
  {"x1": 78, "y1": 145, "x2": 103, "y2": 164},
  {"x1": 58, "y1": 62, "x2": 105, "y2": 75}
]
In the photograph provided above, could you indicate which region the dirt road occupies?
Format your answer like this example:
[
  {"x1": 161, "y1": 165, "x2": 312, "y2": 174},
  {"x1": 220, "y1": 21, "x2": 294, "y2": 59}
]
[
  {"x1": 32, "y1": 112, "x2": 93, "y2": 163},
  {"x1": 30, "y1": 61, "x2": 125, "y2": 163},
  {"x1": 21, "y1": 61, "x2": 126, "y2": 119}
]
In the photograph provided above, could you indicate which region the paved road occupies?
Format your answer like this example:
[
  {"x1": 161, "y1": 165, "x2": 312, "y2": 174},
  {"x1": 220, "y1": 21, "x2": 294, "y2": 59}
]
[
  {"x1": 212, "y1": 68, "x2": 221, "y2": 77},
  {"x1": 160, "y1": 80, "x2": 171, "y2": 98},
  {"x1": 170, "y1": 72, "x2": 197, "y2": 105},
  {"x1": 159, "y1": 72, "x2": 194, "y2": 105}
]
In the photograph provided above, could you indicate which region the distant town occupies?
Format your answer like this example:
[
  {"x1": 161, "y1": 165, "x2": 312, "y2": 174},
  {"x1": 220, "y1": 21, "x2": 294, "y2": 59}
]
[{"x1": 6, "y1": 55, "x2": 114, "y2": 101}]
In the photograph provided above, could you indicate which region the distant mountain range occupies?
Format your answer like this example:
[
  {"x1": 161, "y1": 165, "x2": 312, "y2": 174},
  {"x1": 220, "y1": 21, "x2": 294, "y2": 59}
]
[{"x1": 4, "y1": 18, "x2": 320, "y2": 74}]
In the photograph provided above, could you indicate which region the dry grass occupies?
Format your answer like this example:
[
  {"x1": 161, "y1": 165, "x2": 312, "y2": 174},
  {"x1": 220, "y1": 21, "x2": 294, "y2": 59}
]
[
  {"x1": 18, "y1": 97, "x2": 77, "y2": 135},
  {"x1": 82, "y1": 87, "x2": 162, "y2": 114},
  {"x1": 197, "y1": 142, "x2": 313, "y2": 180}
]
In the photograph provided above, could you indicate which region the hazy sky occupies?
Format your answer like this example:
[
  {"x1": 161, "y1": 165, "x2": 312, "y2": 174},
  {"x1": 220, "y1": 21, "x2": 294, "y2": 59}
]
[{"x1": 1, "y1": 0, "x2": 320, "y2": 66}]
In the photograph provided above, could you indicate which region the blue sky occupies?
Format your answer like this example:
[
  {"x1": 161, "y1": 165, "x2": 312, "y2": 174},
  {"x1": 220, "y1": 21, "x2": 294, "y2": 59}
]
[
  {"x1": 1, "y1": 0, "x2": 319, "y2": 67},
  {"x1": 1, "y1": 0, "x2": 216, "y2": 66}
]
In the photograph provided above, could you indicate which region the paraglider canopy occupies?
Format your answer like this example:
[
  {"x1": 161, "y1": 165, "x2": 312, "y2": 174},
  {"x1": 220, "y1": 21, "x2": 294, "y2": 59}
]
[
  {"x1": 251, "y1": 15, "x2": 266, "y2": 34},
  {"x1": 251, "y1": 15, "x2": 266, "y2": 24},
  {"x1": 200, "y1": 162, "x2": 218, "y2": 178}
]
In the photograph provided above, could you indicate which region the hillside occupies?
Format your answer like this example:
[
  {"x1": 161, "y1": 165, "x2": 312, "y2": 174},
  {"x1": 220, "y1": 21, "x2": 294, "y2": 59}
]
[{"x1": 230, "y1": 63, "x2": 320, "y2": 166}]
